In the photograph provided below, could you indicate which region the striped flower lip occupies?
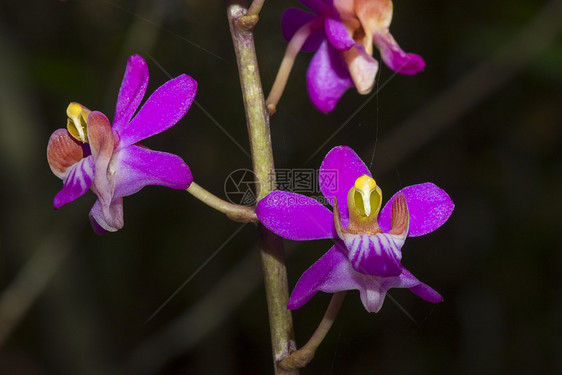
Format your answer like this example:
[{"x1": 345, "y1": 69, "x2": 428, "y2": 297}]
[
  {"x1": 47, "y1": 54, "x2": 197, "y2": 233},
  {"x1": 257, "y1": 145, "x2": 454, "y2": 312}
]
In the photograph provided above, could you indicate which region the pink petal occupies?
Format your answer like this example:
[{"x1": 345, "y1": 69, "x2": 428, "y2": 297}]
[
  {"x1": 324, "y1": 17, "x2": 354, "y2": 50},
  {"x1": 113, "y1": 144, "x2": 192, "y2": 198},
  {"x1": 118, "y1": 74, "x2": 197, "y2": 147},
  {"x1": 319, "y1": 146, "x2": 371, "y2": 226},
  {"x1": 288, "y1": 242, "x2": 441, "y2": 312},
  {"x1": 87, "y1": 111, "x2": 115, "y2": 207},
  {"x1": 353, "y1": 0, "x2": 393, "y2": 31},
  {"x1": 343, "y1": 232, "x2": 403, "y2": 277},
  {"x1": 89, "y1": 197, "x2": 124, "y2": 233},
  {"x1": 47, "y1": 129, "x2": 85, "y2": 179},
  {"x1": 53, "y1": 156, "x2": 95, "y2": 209},
  {"x1": 112, "y1": 54, "x2": 149, "y2": 132},
  {"x1": 409, "y1": 281, "x2": 443, "y2": 303},
  {"x1": 281, "y1": 8, "x2": 324, "y2": 52},
  {"x1": 342, "y1": 44, "x2": 378, "y2": 94},
  {"x1": 333, "y1": 0, "x2": 355, "y2": 19},
  {"x1": 257, "y1": 191, "x2": 337, "y2": 241},
  {"x1": 359, "y1": 268, "x2": 434, "y2": 313},
  {"x1": 306, "y1": 41, "x2": 354, "y2": 113},
  {"x1": 378, "y1": 183, "x2": 454, "y2": 237},
  {"x1": 373, "y1": 30, "x2": 425, "y2": 75}
]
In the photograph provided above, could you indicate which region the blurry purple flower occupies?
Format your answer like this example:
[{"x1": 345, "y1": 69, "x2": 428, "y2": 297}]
[
  {"x1": 257, "y1": 146, "x2": 453, "y2": 312},
  {"x1": 282, "y1": 0, "x2": 425, "y2": 112},
  {"x1": 47, "y1": 55, "x2": 197, "y2": 233}
]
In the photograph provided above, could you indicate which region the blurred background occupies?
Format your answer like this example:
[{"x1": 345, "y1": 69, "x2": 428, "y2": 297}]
[{"x1": 0, "y1": 0, "x2": 560, "y2": 374}]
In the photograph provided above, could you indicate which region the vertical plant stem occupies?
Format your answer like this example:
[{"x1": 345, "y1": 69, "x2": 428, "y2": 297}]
[{"x1": 226, "y1": 2, "x2": 297, "y2": 374}]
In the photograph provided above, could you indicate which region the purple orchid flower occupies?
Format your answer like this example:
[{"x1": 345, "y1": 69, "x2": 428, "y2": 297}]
[
  {"x1": 47, "y1": 55, "x2": 197, "y2": 233},
  {"x1": 282, "y1": 0, "x2": 425, "y2": 113},
  {"x1": 257, "y1": 146, "x2": 454, "y2": 312}
]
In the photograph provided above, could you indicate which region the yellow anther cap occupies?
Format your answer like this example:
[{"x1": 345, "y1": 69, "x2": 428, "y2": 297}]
[
  {"x1": 354, "y1": 174, "x2": 377, "y2": 192},
  {"x1": 66, "y1": 103, "x2": 91, "y2": 143}
]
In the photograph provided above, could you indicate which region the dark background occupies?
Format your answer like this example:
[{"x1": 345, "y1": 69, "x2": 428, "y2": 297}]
[{"x1": 0, "y1": 0, "x2": 560, "y2": 374}]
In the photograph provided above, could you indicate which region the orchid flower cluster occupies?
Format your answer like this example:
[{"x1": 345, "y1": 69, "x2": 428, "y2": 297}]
[{"x1": 48, "y1": 0, "x2": 453, "y2": 371}]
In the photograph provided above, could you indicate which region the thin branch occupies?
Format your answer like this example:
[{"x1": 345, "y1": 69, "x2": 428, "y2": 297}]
[
  {"x1": 265, "y1": 21, "x2": 318, "y2": 115},
  {"x1": 187, "y1": 182, "x2": 257, "y2": 223},
  {"x1": 247, "y1": 0, "x2": 265, "y2": 17},
  {"x1": 280, "y1": 292, "x2": 346, "y2": 371}
]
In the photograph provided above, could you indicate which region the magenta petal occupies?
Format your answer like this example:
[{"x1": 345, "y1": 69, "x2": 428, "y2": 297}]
[
  {"x1": 379, "y1": 183, "x2": 454, "y2": 237},
  {"x1": 299, "y1": 0, "x2": 326, "y2": 14},
  {"x1": 257, "y1": 191, "x2": 337, "y2": 240},
  {"x1": 324, "y1": 17, "x2": 354, "y2": 50},
  {"x1": 113, "y1": 144, "x2": 192, "y2": 198},
  {"x1": 113, "y1": 55, "x2": 149, "y2": 131},
  {"x1": 289, "y1": 243, "x2": 440, "y2": 312},
  {"x1": 89, "y1": 216, "x2": 108, "y2": 235},
  {"x1": 319, "y1": 146, "x2": 371, "y2": 226},
  {"x1": 374, "y1": 31, "x2": 425, "y2": 75},
  {"x1": 89, "y1": 197, "x2": 124, "y2": 233},
  {"x1": 409, "y1": 282, "x2": 443, "y2": 303},
  {"x1": 118, "y1": 74, "x2": 197, "y2": 147},
  {"x1": 53, "y1": 156, "x2": 95, "y2": 209},
  {"x1": 306, "y1": 41, "x2": 354, "y2": 113},
  {"x1": 288, "y1": 242, "x2": 351, "y2": 309},
  {"x1": 281, "y1": 8, "x2": 324, "y2": 52},
  {"x1": 344, "y1": 233, "x2": 403, "y2": 277}
]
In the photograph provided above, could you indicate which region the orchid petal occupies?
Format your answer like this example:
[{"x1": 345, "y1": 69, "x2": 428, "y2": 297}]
[
  {"x1": 342, "y1": 232, "x2": 403, "y2": 277},
  {"x1": 257, "y1": 191, "x2": 337, "y2": 240},
  {"x1": 374, "y1": 30, "x2": 425, "y2": 75},
  {"x1": 353, "y1": 0, "x2": 393, "y2": 31},
  {"x1": 358, "y1": 269, "x2": 425, "y2": 313},
  {"x1": 319, "y1": 145, "x2": 371, "y2": 226},
  {"x1": 89, "y1": 197, "x2": 124, "y2": 233},
  {"x1": 288, "y1": 242, "x2": 422, "y2": 312},
  {"x1": 306, "y1": 41, "x2": 354, "y2": 113},
  {"x1": 288, "y1": 242, "x2": 350, "y2": 310},
  {"x1": 87, "y1": 111, "x2": 115, "y2": 208},
  {"x1": 332, "y1": 0, "x2": 355, "y2": 19},
  {"x1": 324, "y1": 17, "x2": 354, "y2": 50},
  {"x1": 281, "y1": 8, "x2": 324, "y2": 52},
  {"x1": 112, "y1": 54, "x2": 149, "y2": 131},
  {"x1": 299, "y1": 0, "x2": 327, "y2": 14},
  {"x1": 53, "y1": 156, "x2": 95, "y2": 209},
  {"x1": 113, "y1": 144, "x2": 192, "y2": 198},
  {"x1": 378, "y1": 183, "x2": 454, "y2": 237},
  {"x1": 287, "y1": 236, "x2": 442, "y2": 312},
  {"x1": 409, "y1": 281, "x2": 443, "y2": 303},
  {"x1": 118, "y1": 74, "x2": 197, "y2": 147},
  {"x1": 47, "y1": 128, "x2": 85, "y2": 179},
  {"x1": 342, "y1": 44, "x2": 378, "y2": 94}
]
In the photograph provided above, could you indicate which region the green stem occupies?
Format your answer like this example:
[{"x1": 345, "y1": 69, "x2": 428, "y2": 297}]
[
  {"x1": 186, "y1": 182, "x2": 257, "y2": 223},
  {"x1": 226, "y1": 2, "x2": 297, "y2": 374}
]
